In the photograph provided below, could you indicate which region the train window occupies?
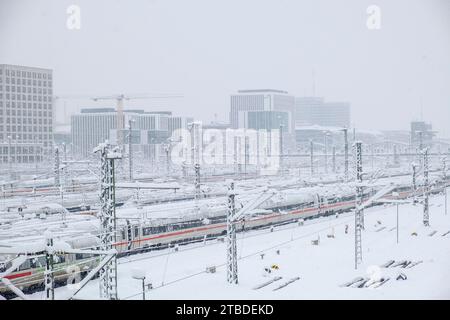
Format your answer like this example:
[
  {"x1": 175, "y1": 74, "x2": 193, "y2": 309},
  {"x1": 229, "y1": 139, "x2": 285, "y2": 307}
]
[
  {"x1": 121, "y1": 230, "x2": 126, "y2": 240},
  {"x1": 30, "y1": 258, "x2": 37, "y2": 268},
  {"x1": 18, "y1": 259, "x2": 31, "y2": 271},
  {"x1": 142, "y1": 227, "x2": 152, "y2": 236},
  {"x1": 0, "y1": 262, "x2": 6, "y2": 272},
  {"x1": 55, "y1": 255, "x2": 66, "y2": 264},
  {"x1": 75, "y1": 253, "x2": 93, "y2": 260},
  {"x1": 134, "y1": 227, "x2": 139, "y2": 237},
  {"x1": 37, "y1": 256, "x2": 46, "y2": 267}
]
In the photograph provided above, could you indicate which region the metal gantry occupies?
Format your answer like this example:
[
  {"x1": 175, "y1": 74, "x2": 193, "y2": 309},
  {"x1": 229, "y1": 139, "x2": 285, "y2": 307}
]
[
  {"x1": 226, "y1": 181, "x2": 238, "y2": 284},
  {"x1": 95, "y1": 142, "x2": 121, "y2": 300},
  {"x1": 354, "y1": 141, "x2": 363, "y2": 269},
  {"x1": 423, "y1": 148, "x2": 430, "y2": 226}
]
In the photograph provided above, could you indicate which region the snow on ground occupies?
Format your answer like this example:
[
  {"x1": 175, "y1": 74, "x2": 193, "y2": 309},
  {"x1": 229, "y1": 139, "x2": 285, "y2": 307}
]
[{"x1": 28, "y1": 189, "x2": 450, "y2": 300}]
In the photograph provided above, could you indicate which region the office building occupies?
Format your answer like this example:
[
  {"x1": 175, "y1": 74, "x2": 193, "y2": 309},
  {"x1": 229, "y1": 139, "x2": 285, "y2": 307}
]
[
  {"x1": 230, "y1": 89, "x2": 295, "y2": 133},
  {"x1": 71, "y1": 108, "x2": 192, "y2": 158},
  {"x1": 295, "y1": 97, "x2": 350, "y2": 128},
  {"x1": 0, "y1": 64, "x2": 53, "y2": 163}
]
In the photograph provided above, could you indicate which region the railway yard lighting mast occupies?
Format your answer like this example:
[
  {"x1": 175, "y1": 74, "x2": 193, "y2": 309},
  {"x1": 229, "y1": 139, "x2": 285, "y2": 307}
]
[
  {"x1": 189, "y1": 122, "x2": 202, "y2": 213},
  {"x1": 164, "y1": 140, "x2": 172, "y2": 175},
  {"x1": 354, "y1": 141, "x2": 363, "y2": 269},
  {"x1": 127, "y1": 119, "x2": 135, "y2": 181},
  {"x1": 94, "y1": 141, "x2": 122, "y2": 300},
  {"x1": 412, "y1": 163, "x2": 418, "y2": 199},
  {"x1": 54, "y1": 146, "x2": 60, "y2": 187},
  {"x1": 423, "y1": 148, "x2": 430, "y2": 226},
  {"x1": 310, "y1": 140, "x2": 314, "y2": 176},
  {"x1": 341, "y1": 128, "x2": 349, "y2": 180}
]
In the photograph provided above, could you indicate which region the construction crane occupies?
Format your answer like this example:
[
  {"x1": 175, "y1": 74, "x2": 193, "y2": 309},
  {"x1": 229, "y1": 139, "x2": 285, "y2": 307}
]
[
  {"x1": 54, "y1": 93, "x2": 183, "y2": 148},
  {"x1": 91, "y1": 94, "x2": 183, "y2": 146}
]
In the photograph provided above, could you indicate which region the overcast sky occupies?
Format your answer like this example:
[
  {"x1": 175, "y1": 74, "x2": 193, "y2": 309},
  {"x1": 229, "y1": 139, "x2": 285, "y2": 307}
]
[{"x1": 1, "y1": 0, "x2": 449, "y2": 136}]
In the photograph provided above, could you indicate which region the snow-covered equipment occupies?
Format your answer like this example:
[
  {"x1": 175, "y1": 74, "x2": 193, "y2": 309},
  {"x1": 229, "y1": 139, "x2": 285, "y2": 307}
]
[
  {"x1": 272, "y1": 277, "x2": 300, "y2": 291},
  {"x1": 206, "y1": 266, "x2": 216, "y2": 274},
  {"x1": 340, "y1": 276, "x2": 364, "y2": 287},
  {"x1": 396, "y1": 273, "x2": 407, "y2": 281},
  {"x1": 311, "y1": 235, "x2": 320, "y2": 246},
  {"x1": 253, "y1": 276, "x2": 282, "y2": 290},
  {"x1": 380, "y1": 260, "x2": 395, "y2": 268}
]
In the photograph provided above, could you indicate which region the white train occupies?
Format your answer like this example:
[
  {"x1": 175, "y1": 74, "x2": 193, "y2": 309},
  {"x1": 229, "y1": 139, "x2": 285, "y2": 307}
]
[{"x1": 0, "y1": 178, "x2": 447, "y2": 298}]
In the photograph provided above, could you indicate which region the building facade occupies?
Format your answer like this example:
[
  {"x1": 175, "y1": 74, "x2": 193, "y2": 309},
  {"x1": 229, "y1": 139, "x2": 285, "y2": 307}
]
[
  {"x1": 0, "y1": 64, "x2": 53, "y2": 163},
  {"x1": 295, "y1": 97, "x2": 350, "y2": 128},
  {"x1": 71, "y1": 108, "x2": 192, "y2": 158},
  {"x1": 230, "y1": 89, "x2": 295, "y2": 133}
]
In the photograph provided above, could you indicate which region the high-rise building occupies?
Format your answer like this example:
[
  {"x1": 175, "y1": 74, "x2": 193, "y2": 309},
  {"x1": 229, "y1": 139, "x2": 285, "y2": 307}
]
[
  {"x1": 295, "y1": 97, "x2": 350, "y2": 128},
  {"x1": 0, "y1": 64, "x2": 53, "y2": 163},
  {"x1": 230, "y1": 89, "x2": 295, "y2": 133}
]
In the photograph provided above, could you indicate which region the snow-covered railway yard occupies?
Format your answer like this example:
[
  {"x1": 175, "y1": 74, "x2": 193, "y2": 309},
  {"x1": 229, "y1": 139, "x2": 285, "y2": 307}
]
[{"x1": 25, "y1": 188, "x2": 450, "y2": 300}]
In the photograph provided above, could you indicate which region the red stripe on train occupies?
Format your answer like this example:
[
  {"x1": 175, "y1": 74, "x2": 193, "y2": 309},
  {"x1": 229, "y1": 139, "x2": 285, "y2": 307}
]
[{"x1": 4, "y1": 271, "x2": 33, "y2": 280}]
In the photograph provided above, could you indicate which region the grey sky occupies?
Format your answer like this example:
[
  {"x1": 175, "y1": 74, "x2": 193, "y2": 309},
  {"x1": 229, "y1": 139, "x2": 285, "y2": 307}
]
[{"x1": 1, "y1": 0, "x2": 449, "y2": 136}]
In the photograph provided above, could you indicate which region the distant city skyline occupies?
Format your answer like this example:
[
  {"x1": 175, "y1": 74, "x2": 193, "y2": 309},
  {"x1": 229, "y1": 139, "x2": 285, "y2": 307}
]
[{"x1": 1, "y1": 0, "x2": 449, "y2": 137}]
